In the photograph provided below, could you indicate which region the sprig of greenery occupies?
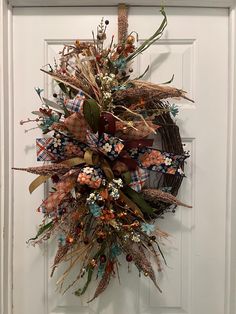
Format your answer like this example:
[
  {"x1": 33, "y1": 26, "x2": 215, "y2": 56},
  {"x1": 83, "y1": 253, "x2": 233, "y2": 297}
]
[{"x1": 126, "y1": 7, "x2": 167, "y2": 62}]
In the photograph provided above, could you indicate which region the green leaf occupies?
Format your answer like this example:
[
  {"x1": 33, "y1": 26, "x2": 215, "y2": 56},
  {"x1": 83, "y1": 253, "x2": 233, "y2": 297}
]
[
  {"x1": 126, "y1": 7, "x2": 167, "y2": 62},
  {"x1": 122, "y1": 171, "x2": 132, "y2": 184},
  {"x1": 34, "y1": 87, "x2": 44, "y2": 100},
  {"x1": 134, "y1": 65, "x2": 149, "y2": 80},
  {"x1": 60, "y1": 102, "x2": 71, "y2": 118},
  {"x1": 69, "y1": 89, "x2": 77, "y2": 99},
  {"x1": 58, "y1": 82, "x2": 69, "y2": 95},
  {"x1": 161, "y1": 74, "x2": 174, "y2": 85},
  {"x1": 83, "y1": 99, "x2": 100, "y2": 133},
  {"x1": 27, "y1": 221, "x2": 53, "y2": 243},
  {"x1": 124, "y1": 186, "x2": 154, "y2": 214},
  {"x1": 156, "y1": 241, "x2": 167, "y2": 265},
  {"x1": 74, "y1": 243, "x2": 106, "y2": 296},
  {"x1": 42, "y1": 97, "x2": 64, "y2": 112},
  {"x1": 74, "y1": 267, "x2": 94, "y2": 296},
  {"x1": 42, "y1": 97, "x2": 70, "y2": 116},
  {"x1": 31, "y1": 110, "x2": 45, "y2": 117}
]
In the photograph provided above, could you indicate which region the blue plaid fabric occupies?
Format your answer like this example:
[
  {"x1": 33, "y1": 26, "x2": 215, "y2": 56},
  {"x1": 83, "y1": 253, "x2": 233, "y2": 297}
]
[
  {"x1": 129, "y1": 167, "x2": 149, "y2": 192},
  {"x1": 64, "y1": 90, "x2": 84, "y2": 112},
  {"x1": 86, "y1": 132, "x2": 99, "y2": 150},
  {"x1": 37, "y1": 205, "x2": 46, "y2": 213},
  {"x1": 86, "y1": 132, "x2": 124, "y2": 160},
  {"x1": 36, "y1": 138, "x2": 55, "y2": 161}
]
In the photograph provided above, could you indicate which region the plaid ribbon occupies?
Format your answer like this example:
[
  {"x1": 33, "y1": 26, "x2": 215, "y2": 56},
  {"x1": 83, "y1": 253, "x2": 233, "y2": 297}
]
[
  {"x1": 64, "y1": 90, "x2": 85, "y2": 113},
  {"x1": 129, "y1": 167, "x2": 149, "y2": 192},
  {"x1": 98, "y1": 133, "x2": 124, "y2": 160},
  {"x1": 37, "y1": 205, "x2": 46, "y2": 213},
  {"x1": 116, "y1": 120, "x2": 160, "y2": 140},
  {"x1": 64, "y1": 112, "x2": 89, "y2": 142},
  {"x1": 40, "y1": 171, "x2": 78, "y2": 212},
  {"x1": 139, "y1": 149, "x2": 186, "y2": 176},
  {"x1": 36, "y1": 136, "x2": 87, "y2": 162},
  {"x1": 86, "y1": 132, "x2": 124, "y2": 160},
  {"x1": 128, "y1": 147, "x2": 187, "y2": 176},
  {"x1": 36, "y1": 138, "x2": 56, "y2": 161},
  {"x1": 86, "y1": 132, "x2": 99, "y2": 150}
]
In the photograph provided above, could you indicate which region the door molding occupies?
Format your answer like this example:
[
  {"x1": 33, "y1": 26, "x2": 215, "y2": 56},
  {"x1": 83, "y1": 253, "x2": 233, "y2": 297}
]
[
  {"x1": 0, "y1": 2, "x2": 13, "y2": 314},
  {"x1": 1, "y1": 1, "x2": 236, "y2": 314},
  {"x1": 6, "y1": 0, "x2": 236, "y2": 8}
]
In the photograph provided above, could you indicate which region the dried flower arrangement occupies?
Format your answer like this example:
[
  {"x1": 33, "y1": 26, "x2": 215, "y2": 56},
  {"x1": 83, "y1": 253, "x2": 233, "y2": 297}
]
[{"x1": 14, "y1": 8, "x2": 192, "y2": 302}]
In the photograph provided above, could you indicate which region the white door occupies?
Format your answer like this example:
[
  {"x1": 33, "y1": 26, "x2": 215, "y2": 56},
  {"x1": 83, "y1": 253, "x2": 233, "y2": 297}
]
[{"x1": 12, "y1": 6, "x2": 228, "y2": 314}]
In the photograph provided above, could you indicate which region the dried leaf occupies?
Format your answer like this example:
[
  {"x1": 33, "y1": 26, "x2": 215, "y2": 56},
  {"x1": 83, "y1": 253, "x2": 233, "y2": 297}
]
[
  {"x1": 141, "y1": 189, "x2": 192, "y2": 208},
  {"x1": 87, "y1": 270, "x2": 111, "y2": 303},
  {"x1": 13, "y1": 164, "x2": 70, "y2": 176},
  {"x1": 122, "y1": 241, "x2": 161, "y2": 292},
  {"x1": 51, "y1": 244, "x2": 70, "y2": 277}
]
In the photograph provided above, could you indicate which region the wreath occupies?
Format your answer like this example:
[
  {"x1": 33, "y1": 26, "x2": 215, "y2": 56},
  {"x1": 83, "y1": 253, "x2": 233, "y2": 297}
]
[{"x1": 14, "y1": 8, "x2": 192, "y2": 302}]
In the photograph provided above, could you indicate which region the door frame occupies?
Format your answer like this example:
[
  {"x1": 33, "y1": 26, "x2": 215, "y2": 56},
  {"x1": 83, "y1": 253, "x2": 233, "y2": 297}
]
[{"x1": 1, "y1": 1, "x2": 236, "y2": 314}]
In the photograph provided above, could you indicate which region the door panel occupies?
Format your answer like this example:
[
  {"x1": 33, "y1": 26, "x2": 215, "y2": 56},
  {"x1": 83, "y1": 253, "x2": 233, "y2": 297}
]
[
  {"x1": 129, "y1": 8, "x2": 228, "y2": 314},
  {"x1": 13, "y1": 6, "x2": 228, "y2": 314}
]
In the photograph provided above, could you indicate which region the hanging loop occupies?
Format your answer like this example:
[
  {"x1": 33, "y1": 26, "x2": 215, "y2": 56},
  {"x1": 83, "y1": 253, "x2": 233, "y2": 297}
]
[{"x1": 118, "y1": 3, "x2": 129, "y2": 44}]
